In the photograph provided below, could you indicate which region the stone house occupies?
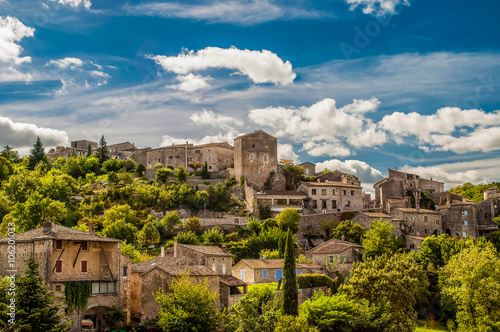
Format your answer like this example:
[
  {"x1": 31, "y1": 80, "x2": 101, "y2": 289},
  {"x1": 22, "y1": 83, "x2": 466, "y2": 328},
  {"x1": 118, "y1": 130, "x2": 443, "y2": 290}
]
[
  {"x1": 303, "y1": 238, "x2": 364, "y2": 276},
  {"x1": 0, "y1": 219, "x2": 131, "y2": 332},
  {"x1": 298, "y1": 162, "x2": 316, "y2": 177},
  {"x1": 315, "y1": 170, "x2": 362, "y2": 187},
  {"x1": 476, "y1": 187, "x2": 500, "y2": 230},
  {"x1": 351, "y1": 211, "x2": 403, "y2": 236},
  {"x1": 139, "y1": 264, "x2": 219, "y2": 323},
  {"x1": 219, "y1": 274, "x2": 248, "y2": 309},
  {"x1": 234, "y1": 130, "x2": 278, "y2": 191},
  {"x1": 374, "y1": 169, "x2": 444, "y2": 212},
  {"x1": 105, "y1": 142, "x2": 138, "y2": 160},
  {"x1": 391, "y1": 208, "x2": 443, "y2": 237},
  {"x1": 437, "y1": 201, "x2": 478, "y2": 238},
  {"x1": 406, "y1": 235, "x2": 426, "y2": 252},
  {"x1": 298, "y1": 181, "x2": 364, "y2": 214},
  {"x1": 232, "y1": 258, "x2": 323, "y2": 284},
  {"x1": 253, "y1": 190, "x2": 308, "y2": 217}
]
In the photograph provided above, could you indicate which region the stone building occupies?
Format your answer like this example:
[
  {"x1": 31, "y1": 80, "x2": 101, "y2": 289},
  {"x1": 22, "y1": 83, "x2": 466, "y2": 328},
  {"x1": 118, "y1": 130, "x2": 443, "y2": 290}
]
[
  {"x1": 303, "y1": 238, "x2": 364, "y2": 276},
  {"x1": 315, "y1": 170, "x2": 362, "y2": 187},
  {"x1": 253, "y1": 190, "x2": 308, "y2": 216},
  {"x1": 374, "y1": 169, "x2": 444, "y2": 212},
  {"x1": 298, "y1": 181, "x2": 364, "y2": 214},
  {"x1": 406, "y1": 235, "x2": 426, "y2": 252},
  {"x1": 437, "y1": 201, "x2": 478, "y2": 238},
  {"x1": 476, "y1": 187, "x2": 500, "y2": 228},
  {"x1": 232, "y1": 258, "x2": 323, "y2": 284},
  {"x1": 298, "y1": 162, "x2": 316, "y2": 177},
  {"x1": 48, "y1": 140, "x2": 98, "y2": 160},
  {"x1": 133, "y1": 142, "x2": 234, "y2": 172},
  {"x1": 391, "y1": 208, "x2": 443, "y2": 237},
  {"x1": 0, "y1": 219, "x2": 131, "y2": 331},
  {"x1": 234, "y1": 130, "x2": 278, "y2": 191},
  {"x1": 105, "y1": 142, "x2": 138, "y2": 160},
  {"x1": 351, "y1": 211, "x2": 403, "y2": 236}
]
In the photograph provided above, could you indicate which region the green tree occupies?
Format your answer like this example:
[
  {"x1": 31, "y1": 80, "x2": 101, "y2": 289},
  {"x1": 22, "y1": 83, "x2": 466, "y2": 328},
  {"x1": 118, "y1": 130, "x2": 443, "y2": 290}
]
[
  {"x1": 330, "y1": 220, "x2": 366, "y2": 245},
  {"x1": 156, "y1": 273, "x2": 221, "y2": 332},
  {"x1": 102, "y1": 219, "x2": 137, "y2": 243},
  {"x1": 362, "y1": 219, "x2": 398, "y2": 258},
  {"x1": 136, "y1": 163, "x2": 146, "y2": 176},
  {"x1": 175, "y1": 230, "x2": 200, "y2": 245},
  {"x1": 440, "y1": 245, "x2": 500, "y2": 332},
  {"x1": 282, "y1": 164, "x2": 306, "y2": 190},
  {"x1": 188, "y1": 161, "x2": 202, "y2": 172},
  {"x1": 277, "y1": 208, "x2": 300, "y2": 234},
  {"x1": 137, "y1": 222, "x2": 161, "y2": 247},
  {"x1": 202, "y1": 227, "x2": 224, "y2": 246},
  {"x1": 201, "y1": 161, "x2": 210, "y2": 179},
  {"x1": 342, "y1": 253, "x2": 429, "y2": 332},
  {"x1": 13, "y1": 255, "x2": 69, "y2": 331},
  {"x1": 320, "y1": 217, "x2": 339, "y2": 239},
  {"x1": 262, "y1": 218, "x2": 278, "y2": 231},
  {"x1": 102, "y1": 158, "x2": 122, "y2": 173},
  {"x1": 156, "y1": 168, "x2": 173, "y2": 185},
  {"x1": 95, "y1": 135, "x2": 110, "y2": 164},
  {"x1": 275, "y1": 315, "x2": 319, "y2": 332},
  {"x1": 184, "y1": 216, "x2": 201, "y2": 234},
  {"x1": 27, "y1": 136, "x2": 47, "y2": 170},
  {"x1": 283, "y1": 229, "x2": 299, "y2": 316},
  {"x1": 247, "y1": 218, "x2": 262, "y2": 235},
  {"x1": 86, "y1": 143, "x2": 92, "y2": 157},
  {"x1": 175, "y1": 166, "x2": 189, "y2": 183},
  {"x1": 417, "y1": 234, "x2": 460, "y2": 268},
  {"x1": 107, "y1": 171, "x2": 119, "y2": 185},
  {"x1": 0, "y1": 156, "x2": 13, "y2": 181},
  {"x1": 2, "y1": 145, "x2": 21, "y2": 163}
]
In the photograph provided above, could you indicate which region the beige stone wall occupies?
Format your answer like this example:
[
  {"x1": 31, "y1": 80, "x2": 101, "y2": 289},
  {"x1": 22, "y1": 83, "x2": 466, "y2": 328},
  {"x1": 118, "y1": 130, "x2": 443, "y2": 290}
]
[
  {"x1": 130, "y1": 272, "x2": 143, "y2": 322},
  {"x1": 298, "y1": 183, "x2": 364, "y2": 213},
  {"x1": 306, "y1": 249, "x2": 361, "y2": 275},
  {"x1": 439, "y1": 205, "x2": 478, "y2": 238},
  {"x1": 392, "y1": 210, "x2": 443, "y2": 237},
  {"x1": 232, "y1": 263, "x2": 256, "y2": 283},
  {"x1": 0, "y1": 240, "x2": 52, "y2": 282}
]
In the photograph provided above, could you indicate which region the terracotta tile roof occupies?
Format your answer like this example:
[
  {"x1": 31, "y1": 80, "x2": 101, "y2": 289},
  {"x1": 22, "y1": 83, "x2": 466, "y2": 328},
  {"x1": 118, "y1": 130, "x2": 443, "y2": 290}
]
[
  {"x1": 178, "y1": 244, "x2": 233, "y2": 256},
  {"x1": 298, "y1": 162, "x2": 316, "y2": 166},
  {"x1": 131, "y1": 257, "x2": 190, "y2": 273},
  {"x1": 219, "y1": 274, "x2": 247, "y2": 286},
  {"x1": 0, "y1": 222, "x2": 120, "y2": 243},
  {"x1": 255, "y1": 190, "x2": 307, "y2": 197},
  {"x1": 156, "y1": 265, "x2": 219, "y2": 276},
  {"x1": 305, "y1": 238, "x2": 363, "y2": 256},
  {"x1": 300, "y1": 182, "x2": 361, "y2": 188},
  {"x1": 355, "y1": 212, "x2": 392, "y2": 219},
  {"x1": 393, "y1": 208, "x2": 441, "y2": 215},
  {"x1": 386, "y1": 198, "x2": 405, "y2": 203},
  {"x1": 192, "y1": 142, "x2": 234, "y2": 149},
  {"x1": 407, "y1": 235, "x2": 427, "y2": 240}
]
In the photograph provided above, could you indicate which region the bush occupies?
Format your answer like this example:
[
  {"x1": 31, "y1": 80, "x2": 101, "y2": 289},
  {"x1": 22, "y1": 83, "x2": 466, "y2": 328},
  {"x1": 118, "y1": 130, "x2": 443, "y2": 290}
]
[{"x1": 297, "y1": 274, "x2": 339, "y2": 293}]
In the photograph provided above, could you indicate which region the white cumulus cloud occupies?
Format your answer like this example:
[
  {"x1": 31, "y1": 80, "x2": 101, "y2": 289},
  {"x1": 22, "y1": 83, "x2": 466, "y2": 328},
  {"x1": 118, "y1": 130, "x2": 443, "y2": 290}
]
[
  {"x1": 170, "y1": 73, "x2": 213, "y2": 92},
  {"x1": 160, "y1": 131, "x2": 240, "y2": 147},
  {"x1": 0, "y1": 16, "x2": 34, "y2": 64},
  {"x1": 46, "y1": 57, "x2": 84, "y2": 69},
  {"x1": 148, "y1": 46, "x2": 296, "y2": 86},
  {"x1": 316, "y1": 159, "x2": 385, "y2": 192},
  {"x1": 50, "y1": 0, "x2": 91, "y2": 9},
  {"x1": 345, "y1": 0, "x2": 410, "y2": 16},
  {"x1": 401, "y1": 165, "x2": 488, "y2": 189},
  {"x1": 0, "y1": 116, "x2": 69, "y2": 149},
  {"x1": 190, "y1": 109, "x2": 243, "y2": 130},
  {"x1": 277, "y1": 144, "x2": 300, "y2": 163}
]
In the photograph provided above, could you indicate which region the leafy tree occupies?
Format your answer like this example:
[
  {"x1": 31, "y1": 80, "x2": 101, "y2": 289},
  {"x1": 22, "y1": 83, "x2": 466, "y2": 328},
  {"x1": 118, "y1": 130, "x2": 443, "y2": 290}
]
[
  {"x1": 107, "y1": 171, "x2": 119, "y2": 185},
  {"x1": 449, "y1": 182, "x2": 500, "y2": 203},
  {"x1": 120, "y1": 241, "x2": 155, "y2": 263},
  {"x1": 137, "y1": 222, "x2": 161, "y2": 247},
  {"x1": 102, "y1": 158, "x2": 122, "y2": 173},
  {"x1": 1, "y1": 145, "x2": 21, "y2": 163},
  {"x1": 320, "y1": 217, "x2": 339, "y2": 239},
  {"x1": 342, "y1": 253, "x2": 429, "y2": 332},
  {"x1": 136, "y1": 163, "x2": 146, "y2": 177},
  {"x1": 193, "y1": 190, "x2": 209, "y2": 209},
  {"x1": 262, "y1": 218, "x2": 278, "y2": 231},
  {"x1": 275, "y1": 315, "x2": 319, "y2": 332},
  {"x1": 95, "y1": 135, "x2": 110, "y2": 164},
  {"x1": 175, "y1": 166, "x2": 189, "y2": 183},
  {"x1": 299, "y1": 291, "x2": 358, "y2": 332},
  {"x1": 417, "y1": 234, "x2": 460, "y2": 268},
  {"x1": 184, "y1": 216, "x2": 201, "y2": 234},
  {"x1": 12, "y1": 255, "x2": 69, "y2": 331},
  {"x1": 440, "y1": 245, "x2": 500, "y2": 332},
  {"x1": 86, "y1": 143, "x2": 92, "y2": 157},
  {"x1": 487, "y1": 230, "x2": 500, "y2": 253},
  {"x1": 188, "y1": 161, "x2": 202, "y2": 172},
  {"x1": 202, "y1": 227, "x2": 224, "y2": 246},
  {"x1": 0, "y1": 156, "x2": 13, "y2": 181},
  {"x1": 154, "y1": 162, "x2": 164, "y2": 170},
  {"x1": 156, "y1": 273, "x2": 221, "y2": 332},
  {"x1": 283, "y1": 229, "x2": 299, "y2": 316},
  {"x1": 283, "y1": 164, "x2": 306, "y2": 190},
  {"x1": 247, "y1": 218, "x2": 262, "y2": 235},
  {"x1": 259, "y1": 205, "x2": 273, "y2": 220},
  {"x1": 175, "y1": 230, "x2": 199, "y2": 245},
  {"x1": 277, "y1": 208, "x2": 300, "y2": 234},
  {"x1": 201, "y1": 161, "x2": 210, "y2": 179},
  {"x1": 260, "y1": 248, "x2": 279, "y2": 259},
  {"x1": 28, "y1": 136, "x2": 47, "y2": 170},
  {"x1": 330, "y1": 220, "x2": 366, "y2": 245},
  {"x1": 102, "y1": 219, "x2": 137, "y2": 243},
  {"x1": 362, "y1": 219, "x2": 398, "y2": 258},
  {"x1": 156, "y1": 168, "x2": 173, "y2": 185}
]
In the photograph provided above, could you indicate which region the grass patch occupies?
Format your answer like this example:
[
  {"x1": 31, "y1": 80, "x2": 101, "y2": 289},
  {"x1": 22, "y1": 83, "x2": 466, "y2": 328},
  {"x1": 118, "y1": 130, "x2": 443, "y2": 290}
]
[
  {"x1": 416, "y1": 320, "x2": 448, "y2": 331},
  {"x1": 246, "y1": 282, "x2": 279, "y2": 293}
]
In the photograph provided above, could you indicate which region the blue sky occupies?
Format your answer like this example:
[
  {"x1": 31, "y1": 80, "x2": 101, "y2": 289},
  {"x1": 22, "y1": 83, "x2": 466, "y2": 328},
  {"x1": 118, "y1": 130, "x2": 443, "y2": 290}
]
[{"x1": 1, "y1": 0, "x2": 499, "y2": 191}]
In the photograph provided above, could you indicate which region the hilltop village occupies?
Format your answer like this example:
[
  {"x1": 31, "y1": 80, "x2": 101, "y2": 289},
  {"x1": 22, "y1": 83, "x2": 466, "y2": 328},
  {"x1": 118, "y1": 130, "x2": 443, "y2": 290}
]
[{"x1": 0, "y1": 130, "x2": 499, "y2": 331}]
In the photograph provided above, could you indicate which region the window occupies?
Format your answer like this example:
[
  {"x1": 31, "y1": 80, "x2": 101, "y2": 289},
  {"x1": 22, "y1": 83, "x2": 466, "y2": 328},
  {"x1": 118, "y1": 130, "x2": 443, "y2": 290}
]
[
  {"x1": 436, "y1": 219, "x2": 439, "y2": 224},
  {"x1": 55, "y1": 260, "x2": 62, "y2": 273},
  {"x1": 81, "y1": 241, "x2": 88, "y2": 250},
  {"x1": 424, "y1": 216, "x2": 428, "y2": 223},
  {"x1": 175, "y1": 155, "x2": 179, "y2": 159},
  {"x1": 410, "y1": 216, "x2": 414, "y2": 222},
  {"x1": 56, "y1": 240, "x2": 63, "y2": 250},
  {"x1": 464, "y1": 220, "x2": 468, "y2": 226},
  {"x1": 241, "y1": 269, "x2": 245, "y2": 281},
  {"x1": 424, "y1": 229, "x2": 428, "y2": 234},
  {"x1": 168, "y1": 156, "x2": 173, "y2": 159},
  {"x1": 351, "y1": 190, "x2": 354, "y2": 196},
  {"x1": 321, "y1": 189, "x2": 326, "y2": 195},
  {"x1": 332, "y1": 200, "x2": 337, "y2": 209},
  {"x1": 263, "y1": 154, "x2": 267, "y2": 161},
  {"x1": 312, "y1": 200, "x2": 317, "y2": 209},
  {"x1": 212, "y1": 264, "x2": 216, "y2": 271},
  {"x1": 213, "y1": 257, "x2": 215, "y2": 261},
  {"x1": 209, "y1": 157, "x2": 212, "y2": 162},
  {"x1": 332, "y1": 189, "x2": 335, "y2": 195},
  {"x1": 158, "y1": 158, "x2": 161, "y2": 162},
  {"x1": 462, "y1": 232, "x2": 467, "y2": 238},
  {"x1": 91, "y1": 282, "x2": 116, "y2": 294},
  {"x1": 322, "y1": 200, "x2": 327, "y2": 209},
  {"x1": 311, "y1": 189, "x2": 317, "y2": 195},
  {"x1": 250, "y1": 154, "x2": 254, "y2": 160},
  {"x1": 463, "y1": 211, "x2": 468, "y2": 216},
  {"x1": 81, "y1": 260, "x2": 87, "y2": 273},
  {"x1": 342, "y1": 190, "x2": 346, "y2": 195},
  {"x1": 265, "y1": 145, "x2": 268, "y2": 149},
  {"x1": 263, "y1": 270, "x2": 267, "y2": 278},
  {"x1": 252, "y1": 144, "x2": 255, "y2": 148},
  {"x1": 209, "y1": 166, "x2": 212, "y2": 170},
  {"x1": 195, "y1": 149, "x2": 200, "y2": 153},
  {"x1": 344, "y1": 200, "x2": 351, "y2": 207},
  {"x1": 122, "y1": 266, "x2": 128, "y2": 277},
  {"x1": 55, "y1": 285, "x2": 62, "y2": 292},
  {"x1": 222, "y1": 265, "x2": 226, "y2": 275},
  {"x1": 296, "y1": 270, "x2": 301, "y2": 275}
]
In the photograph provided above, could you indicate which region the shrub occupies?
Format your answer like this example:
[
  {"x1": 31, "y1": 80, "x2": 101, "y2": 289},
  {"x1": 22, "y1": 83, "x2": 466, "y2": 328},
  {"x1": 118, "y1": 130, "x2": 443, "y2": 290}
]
[{"x1": 297, "y1": 274, "x2": 339, "y2": 293}]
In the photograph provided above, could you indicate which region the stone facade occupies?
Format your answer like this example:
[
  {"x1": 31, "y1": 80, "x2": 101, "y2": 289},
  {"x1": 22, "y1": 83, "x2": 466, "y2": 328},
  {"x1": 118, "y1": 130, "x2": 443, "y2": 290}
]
[
  {"x1": 298, "y1": 162, "x2": 316, "y2": 177},
  {"x1": 234, "y1": 130, "x2": 278, "y2": 191},
  {"x1": 391, "y1": 208, "x2": 443, "y2": 237},
  {"x1": 232, "y1": 259, "x2": 323, "y2": 284},
  {"x1": 298, "y1": 181, "x2": 364, "y2": 214},
  {"x1": 406, "y1": 235, "x2": 426, "y2": 252},
  {"x1": 437, "y1": 202, "x2": 478, "y2": 238},
  {"x1": 254, "y1": 190, "x2": 308, "y2": 217},
  {"x1": 351, "y1": 211, "x2": 402, "y2": 236},
  {"x1": 0, "y1": 220, "x2": 131, "y2": 332}
]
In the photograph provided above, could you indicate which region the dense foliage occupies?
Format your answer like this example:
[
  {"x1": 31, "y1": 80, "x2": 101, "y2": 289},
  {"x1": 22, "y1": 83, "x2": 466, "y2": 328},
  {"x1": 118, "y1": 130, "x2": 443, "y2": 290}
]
[{"x1": 449, "y1": 182, "x2": 500, "y2": 202}]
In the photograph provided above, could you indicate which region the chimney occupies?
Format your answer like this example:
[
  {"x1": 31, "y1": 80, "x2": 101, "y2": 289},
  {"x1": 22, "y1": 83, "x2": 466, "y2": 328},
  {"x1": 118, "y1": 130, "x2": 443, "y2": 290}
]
[
  {"x1": 260, "y1": 254, "x2": 266, "y2": 261},
  {"x1": 88, "y1": 221, "x2": 95, "y2": 234},
  {"x1": 161, "y1": 246, "x2": 165, "y2": 258},
  {"x1": 396, "y1": 166, "x2": 398, "y2": 171},
  {"x1": 341, "y1": 235, "x2": 345, "y2": 241},
  {"x1": 173, "y1": 239, "x2": 178, "y2": 258},
  {"x1": 222, "y1": 243, "x2": 227, "y2": 253},
  {"x1": 43, "y1": 218, "x2": 53, "y2": 234}
]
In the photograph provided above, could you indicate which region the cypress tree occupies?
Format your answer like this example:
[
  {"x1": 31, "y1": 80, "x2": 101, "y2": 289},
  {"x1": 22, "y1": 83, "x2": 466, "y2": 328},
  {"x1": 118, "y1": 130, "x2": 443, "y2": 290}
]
[
  {"x1": 96, "y1": 135, "x2": 110, "y2": 164},
  {"x1": 201, "y1": 161, "x2": 209, "y2": 179},
  {"x1": 86, "y1": 143, "x2": 92, "y2": 157},
  {"x1": 27, "y1": 136, "x2": 46, "y2": 170},
  {"x1": 278, "y1": 233, "x2": 283, "y2": 259},
  {"x1": 14, "y1": 255, "x2": 69, "y2": 331},
  {"x1": 282, "y1": 229, "x2": 298, "y2": 316}
]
